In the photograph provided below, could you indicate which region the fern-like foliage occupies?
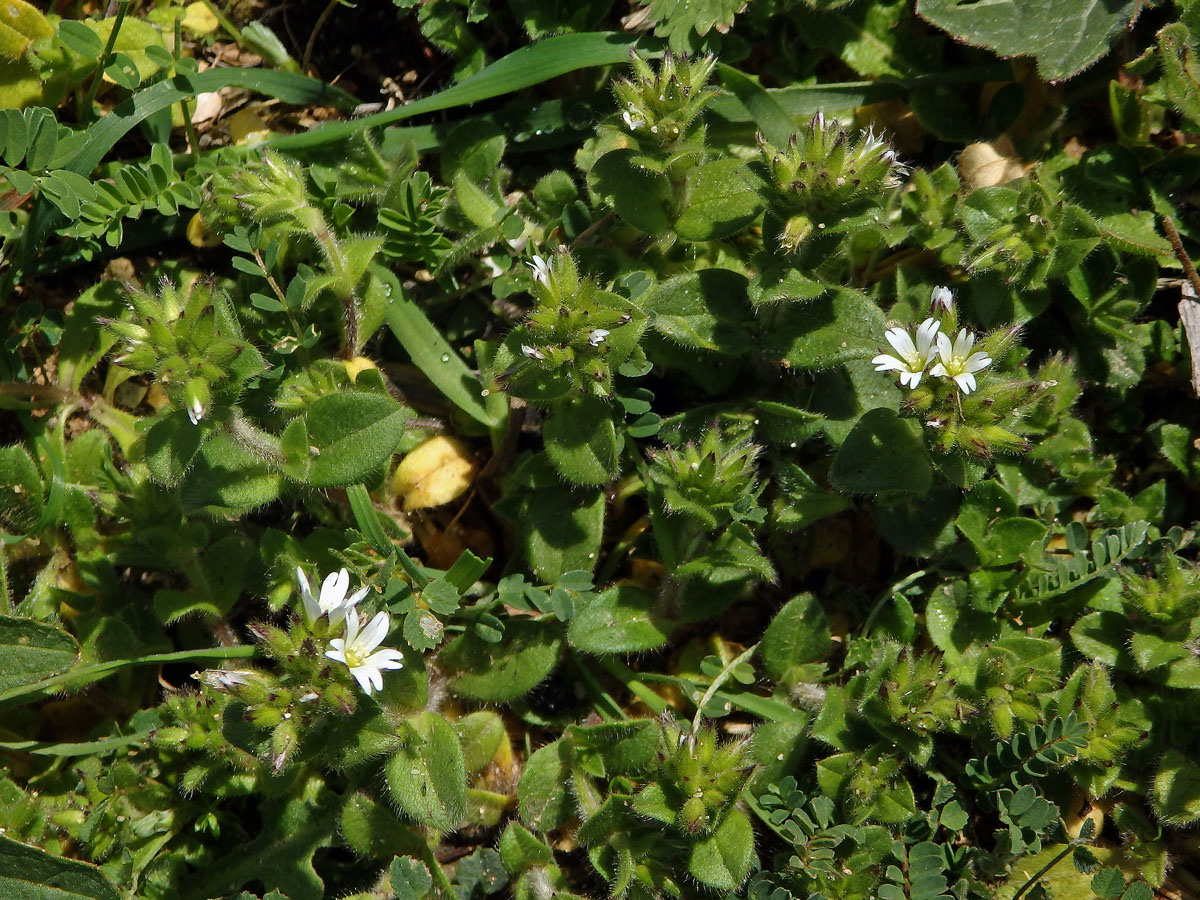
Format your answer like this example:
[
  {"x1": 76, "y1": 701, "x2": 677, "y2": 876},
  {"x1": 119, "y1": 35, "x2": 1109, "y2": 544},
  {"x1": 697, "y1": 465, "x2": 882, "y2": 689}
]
[
  {"x1": 758, "y1": 777, "x2": 864, "y2": 877},
  {"x1": 61, "y1": 143, "x2": 202, "y2": 251},
  {"x1": 965, "y1": 714, "x2": 1089, "y2": 792},
  {"x1": 879, "y1": 841, "x2": 954, "y2": 900},
  {"x1": 1012, "y1": 521, "x2": 1149, "y2": 607}
]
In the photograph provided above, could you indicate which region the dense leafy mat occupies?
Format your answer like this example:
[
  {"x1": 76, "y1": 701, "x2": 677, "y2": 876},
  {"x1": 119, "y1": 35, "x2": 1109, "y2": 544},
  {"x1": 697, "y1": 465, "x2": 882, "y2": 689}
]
[{"x1": 2, "y1": 1, "x2": 1200, "y2": 898}]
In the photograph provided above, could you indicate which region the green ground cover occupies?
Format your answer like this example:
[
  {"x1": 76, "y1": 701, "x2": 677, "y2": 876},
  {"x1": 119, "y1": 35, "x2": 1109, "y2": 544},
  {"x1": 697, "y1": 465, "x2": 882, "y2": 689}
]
[{"x1": 2, "y1": 1, "x2": 1200, "y2": 898}]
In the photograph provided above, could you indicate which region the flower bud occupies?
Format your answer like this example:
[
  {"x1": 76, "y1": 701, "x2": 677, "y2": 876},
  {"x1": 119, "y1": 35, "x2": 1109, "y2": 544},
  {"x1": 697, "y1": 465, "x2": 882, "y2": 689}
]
[{"x1": 184, "y1": 378, "x2": 210, "y2": 425}]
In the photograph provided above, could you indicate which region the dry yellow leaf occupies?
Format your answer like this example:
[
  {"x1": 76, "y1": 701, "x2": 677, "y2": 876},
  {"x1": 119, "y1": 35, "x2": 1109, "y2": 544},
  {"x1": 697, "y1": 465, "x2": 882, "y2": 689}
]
[
  {"x1": 958, "y1": 136, "x2": 1027, "y2": 190},
  {"x1": 181, "y1": 1, "x2": 219, "y2": 35},
  {"x1": 343, "y1": 356, "x2": 377, "y2": 382},
  {"x1": 393, "y1": 435, "x2": 475, "y2": 510},
  {"x1": 186, "y1": 211, "x2": 222, "y2": 247},
  {"x1": 229, "y1": 107, "x2": 273, "y2": 146}
]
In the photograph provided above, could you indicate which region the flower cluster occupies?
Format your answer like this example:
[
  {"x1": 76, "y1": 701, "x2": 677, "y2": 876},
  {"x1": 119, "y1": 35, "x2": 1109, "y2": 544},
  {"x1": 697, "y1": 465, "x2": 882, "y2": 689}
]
[
  {"x1": 296, "y1": 566, "x2": 404, "y2": 695},
  {"x1": 872, "y1": 287, "x2": 993, "y2": 394}
]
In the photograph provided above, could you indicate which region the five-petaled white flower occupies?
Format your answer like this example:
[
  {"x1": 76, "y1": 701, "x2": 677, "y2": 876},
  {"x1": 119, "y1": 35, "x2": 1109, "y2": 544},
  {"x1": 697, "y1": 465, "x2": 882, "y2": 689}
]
[
  {"x1": 587, "y1": 328, "x2": 609, "y2": 347},
  {"x1": 930, "y1": 328, "x2": 993, "y2": 394},
  {"x1": 296, "y1": 566, "x2": 367, "y2": 626},
  {"x1": 526, "y1": 255, "x2": 551, "y2": 286},
  {"x1": 326, "y1": 610, "x2": 404, "y2": 695},
  {"x1": 872, "y1": 317, "x2": 941, "y2": 388}
]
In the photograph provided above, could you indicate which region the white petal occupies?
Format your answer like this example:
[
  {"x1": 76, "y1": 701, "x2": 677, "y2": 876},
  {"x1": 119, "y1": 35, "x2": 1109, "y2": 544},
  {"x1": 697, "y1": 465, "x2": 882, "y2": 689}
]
[
  {"x1": 350, "y1": 666, "x2": 377, "y2": 694},
  {"x1": 297, "y1": 567, "x2": 320, "y2": 622},
  {"x1": 929, "y1": 362, "x2": 949, "y2": 379},
  {"x1": 342, "y1": 609, "x2": 360, "y2": 644},
  {"x1": 873, "y1": 354, "x2": 906, "y2": 372},
  {"x1": 954, "y1": 372, "x2": 977, "y2": 393},
  {"x1": 368, "y1": 667, "x2": 384, "y2": 692},
  {"x1": 357, "y1": 611, "x2": 390, "y2": 653},
  {"x1": 930, "y1": 286, "x2": 953, "y2": 311},
  {"x1": 915, "y1": 318, "x2": 941, "y2": 358},
  {"x1": 900, "y1": 370, "x2": 922, "y2": 388},
  {"x1": 319, "y1": 569, "x2": 350, "y2": 613},
  {"x1": 935, "y1": 331, "x2": 954, "y2": 363},
  {"x1": 363, "y1": 648, "x2": 405, "y2": 670},
  {"x1": 884, "y1": 327, "x2": 917, "y2": 358},
  {"x1": 325, "y1": 642, "x2": 348, "y2": 664},
  {"x1": 952, "y1": 328, "x2": 974, "y2": 358},
  {"x1": 963, "y1": 352, "x2": 992, "y2": 373}
]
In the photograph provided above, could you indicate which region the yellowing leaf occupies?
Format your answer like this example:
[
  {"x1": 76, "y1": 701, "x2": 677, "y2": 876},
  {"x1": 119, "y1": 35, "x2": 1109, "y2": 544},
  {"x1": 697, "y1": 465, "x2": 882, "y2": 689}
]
[
  {"x1": 181, "y1": 1, "x2": 219, "y2": 35},
  {"x1": 0, "y1": 0, "x2": 52, "y2": 60},
  {"x1": 393, "y1": 436, "x2": 475, "y2": 510},
  {"x1": 343, "y1": 356, "x2": 378, "y2": 383}
]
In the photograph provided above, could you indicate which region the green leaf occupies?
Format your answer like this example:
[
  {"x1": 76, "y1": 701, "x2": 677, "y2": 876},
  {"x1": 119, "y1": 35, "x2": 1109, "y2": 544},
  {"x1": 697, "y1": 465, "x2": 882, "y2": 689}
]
[
  {"x1": 0, "y1": 444, "x2": 43, "y2": 534},
  {"x1": 381, "y1": 270, "x2": 499, "y2": 428},
  {"x1": 0, "y1": 833, "x2": 119, "y2": 900},
  {"x1": 672, "y1": 158, "x2": 765, "y2": 242},
  {"x1": 717, "y1": 63, "x2": 796, "y2": 146},
  {"x1": 440, "y1": 619, "x2": 563, "y2": 701},
  {"x1": 761, "y1": 593, "x2": 830, "y2": 683},
  {"x1": 1159, "y1": 24, "x2": 1200, "y2": 129},
  {"x1": 389, "y1": 856, "x2": 434, "y2": 900},
  {"x1": 143, "y1": 409, "x2": 206, "y2": 486},
  {"x1": 1091, "y1": 868, "x2": 1126, "y2": 900},
  {"x1": 687, "y1": 807, "x2": 754, "y2": 891},
  {"x1": 0, "y1": 616, "x2": 79, "y2": 695},
  {"x1": 518, "y1": 739, "x2": 575, "y2": 831},
  {"x1": 340, "y1": 793, "x2": 425, "y2": 859},
  {"x1": 770, "y1": 287, "x2": 888, "y2": 370},
  {"x1": 568, "y1": 585, "x2": 672, "y2": 653},
  {"x1": 642, "y1": 269, "x2": 752, "y2": 355},
  {"x1": 182, "y1": 791, "x2": 335, "y2": 900},
  {"x1": 305, "y1": 391, "x2": 410, "y2": 488},
  {"x1": 181, "y1": 433, "x2": 284, "y2": 515},
  {"x1": 57, "y1": 19, "x2": 104, "y2": 58},
  {"x1": 589, "y1": 148, "x2": 672, "y2": 234},
  {"x1": 830, "y1": 408, "x2": 932, "y2": 495},
  {"x1": 543, "y1": 396, "x2": 618, "y2": 486},
  {"x1": 1152, "y1": 749, "x2": 1200, "y2": 826},
  {"x1": 385, "y1": 711, "x2": 467, "y2": 831},
  {"x1": 914, "y1": 0, "x2": 1140, "y2": 82}
]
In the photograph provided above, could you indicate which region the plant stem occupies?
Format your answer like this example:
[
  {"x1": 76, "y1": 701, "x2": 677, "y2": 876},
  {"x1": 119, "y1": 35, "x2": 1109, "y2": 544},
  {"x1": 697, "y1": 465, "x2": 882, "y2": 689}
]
[
  {"x1": 82, "y1": 0, "x2": 131, "y2": 121},
  {"x1": 1010, "y1": 841, "x2": 1075, "y2": 900},
  {"x1": 200, "y1": 0, "x2": 247, "y2": 48},
  {"x1": 302, "y1": 0, "x2": 341, "y2": 76}
]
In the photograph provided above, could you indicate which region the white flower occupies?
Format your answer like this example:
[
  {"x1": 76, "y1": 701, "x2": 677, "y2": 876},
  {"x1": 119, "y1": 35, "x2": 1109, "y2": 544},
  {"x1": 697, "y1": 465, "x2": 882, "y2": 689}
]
[
  {"x1": 930, "y1": 285, "x2": 954, "y2": 314},
  {"x1": 622, "y1": 109, "x2": 643, "y2": 131},
  {"x1": 526, "y1": 255, "x2": 551, "y2": 286},
  {"x1": 587, "y1": 328, "x2": 609, "y2": 347},
  {"x1": 872, "y1": 317, "x2": 941, "y2": 388},
  {"x1": 326, "y1": 610, "x2": 404, "y2": 695},
  {"x1": 296, "y1": 566, "x2": 367, "y2": 626},
  {"x1": 186, "y1": 395, "x2": 205, "y2": 425},
  {"x1": 930, "y1": 328, "x2": 993, "y2": 394},
  {"x1": 521, "y1": 344, "x2": 545, "y2": 360}
]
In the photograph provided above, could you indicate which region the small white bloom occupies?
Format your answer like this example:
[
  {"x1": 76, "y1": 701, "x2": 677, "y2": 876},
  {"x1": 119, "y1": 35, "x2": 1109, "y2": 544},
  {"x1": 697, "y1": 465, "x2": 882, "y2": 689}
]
[
  {"x1": 296, "y1": 566, "x2": 367, "y2": 626},
  {"x1": 930, "y1": 285, "x2": 954, "y2": 314},
  {"x1": 622, "y1": 109, "x2": 643, "y2": 130},
  {"x1": 526, "y1": 255, "x2": 551, "y2": 286},
  {"x1": 326, "y1": 610, "x2": 405, "y2": 695},
  {"x1": 872, "y1": 317, "x2": 940, "y2": 388},
  {"x1": 521, "y1": 344, "x2": 545, "y2": 360},
  {"x1": 187, "y1": 396, "x2": 205, "y2": 425},
  {"x1": 587, "y1": 328, "x2": 610, "y2": 347},
  {"x1": 929, "y1": 328, "x2": 993, "y2": 394}
]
